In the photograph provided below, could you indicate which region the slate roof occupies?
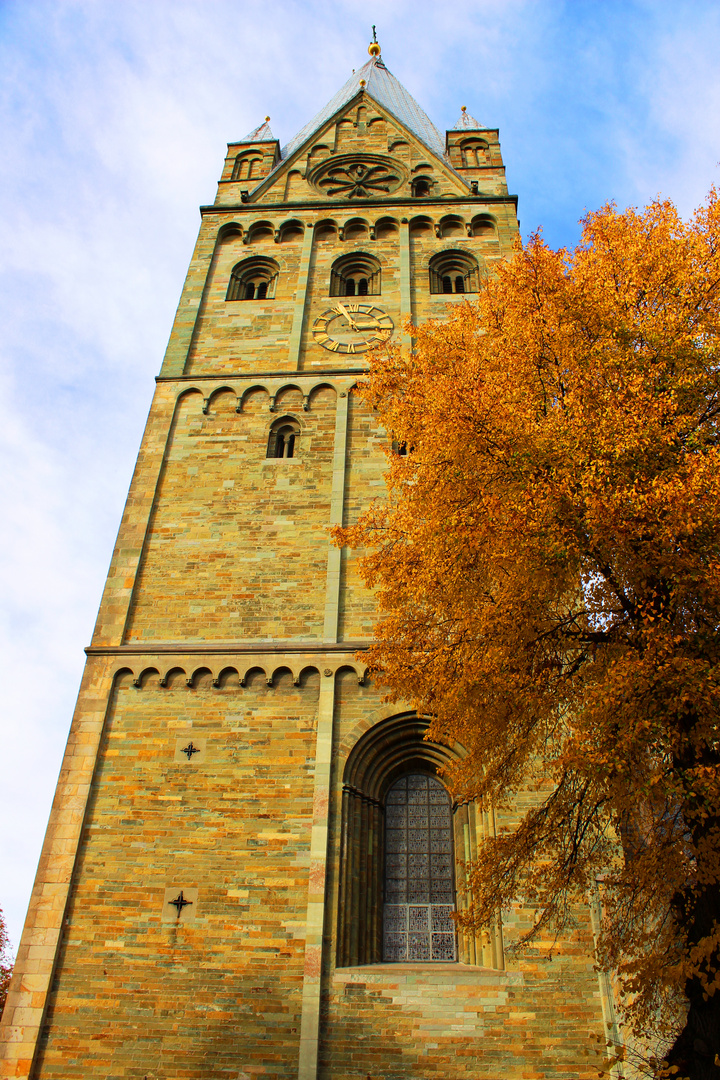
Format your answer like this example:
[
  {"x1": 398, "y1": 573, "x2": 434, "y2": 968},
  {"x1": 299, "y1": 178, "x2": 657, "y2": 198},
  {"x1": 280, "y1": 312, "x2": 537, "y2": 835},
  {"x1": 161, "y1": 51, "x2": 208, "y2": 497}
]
[
  {"x1": 240, "y1": 120, "x2": 277, "y2": 143},
  {"x1": 452, "y1": 107, "x2": 483, "y2": 130},
  {"x1": 280, "y1": 55, "x2": 446, "y2": 162}
]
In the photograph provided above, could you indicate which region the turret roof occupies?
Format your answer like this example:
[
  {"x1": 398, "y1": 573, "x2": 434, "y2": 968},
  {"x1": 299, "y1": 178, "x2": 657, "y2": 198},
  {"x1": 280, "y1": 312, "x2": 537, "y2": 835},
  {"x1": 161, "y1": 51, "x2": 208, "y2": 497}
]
[
  {"x1": 280, "y1": 55, "x2": 445, "y2": 162},
  {"x1": 240, "y1": 120, "x2": 276, "y2": 143},
  {"x1": 452, "y1": 106, "x2": 483, "y2": 130}
]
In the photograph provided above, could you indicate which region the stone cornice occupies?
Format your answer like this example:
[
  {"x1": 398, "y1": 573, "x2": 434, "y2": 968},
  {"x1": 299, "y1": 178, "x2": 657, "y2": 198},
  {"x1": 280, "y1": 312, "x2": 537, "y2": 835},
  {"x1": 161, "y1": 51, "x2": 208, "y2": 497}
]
[
  {"x1": 200, "y1": 193, "x2": 519, "y2": 214},
  {"x1": 155, "y1": 368, "x2": 367, "y2": 383},
  {"x1": 86, "y1": 641, "x2": 370, "y2": 655}
]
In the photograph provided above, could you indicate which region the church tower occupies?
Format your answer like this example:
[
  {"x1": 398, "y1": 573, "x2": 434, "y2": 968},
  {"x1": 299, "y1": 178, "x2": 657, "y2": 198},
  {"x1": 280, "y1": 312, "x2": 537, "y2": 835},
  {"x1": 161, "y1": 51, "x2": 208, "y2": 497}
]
[{"x1": 1, "y1": 40, "x2": 617, "y2": 1080}]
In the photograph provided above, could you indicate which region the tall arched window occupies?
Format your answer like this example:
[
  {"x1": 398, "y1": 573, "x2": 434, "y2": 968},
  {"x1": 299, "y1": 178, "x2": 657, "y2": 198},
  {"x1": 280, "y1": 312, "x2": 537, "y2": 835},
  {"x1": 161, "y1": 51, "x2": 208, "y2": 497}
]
[
  {"x1": 226, "y1": 257, "x2": 279, "y2": 301},
  {"x1": 329, "y1": 252, "x2": 381, "y2": 297},
  {"x1": 383, "y1": 774, "x2": 456, "y2": 962},
  {"x1": 336, "y1": 713, "x2": 503, "y2": 969},
  {"x1": 267, "y1": 417, "x2": 300, "y2": 458},
  {"x1": 429, "y1": 251, "x2": 480, "y2": 295}
]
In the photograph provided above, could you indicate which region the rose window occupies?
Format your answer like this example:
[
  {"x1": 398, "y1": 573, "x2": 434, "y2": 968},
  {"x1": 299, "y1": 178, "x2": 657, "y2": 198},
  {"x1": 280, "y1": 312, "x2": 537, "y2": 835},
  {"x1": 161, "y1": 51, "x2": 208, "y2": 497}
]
[{"x1": 309, "y1": 155, "x2": 405, "y2": 199}]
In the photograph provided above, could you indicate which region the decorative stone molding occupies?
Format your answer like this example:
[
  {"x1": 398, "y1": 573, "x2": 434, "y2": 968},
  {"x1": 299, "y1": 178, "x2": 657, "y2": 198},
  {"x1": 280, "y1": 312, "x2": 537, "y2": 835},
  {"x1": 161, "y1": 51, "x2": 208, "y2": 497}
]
[{"x1": 308, "y1": 154, "x2": 406, "y2": 199}]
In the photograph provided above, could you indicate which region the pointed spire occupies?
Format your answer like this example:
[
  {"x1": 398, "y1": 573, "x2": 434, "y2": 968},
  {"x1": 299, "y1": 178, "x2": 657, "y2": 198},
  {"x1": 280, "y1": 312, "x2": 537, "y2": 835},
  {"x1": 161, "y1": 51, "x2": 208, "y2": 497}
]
[
  {"x1": 281, "y1": 54, "x2": 445, "y2": 162},
  {"x1": 452, "y1": 105, "x2": 483, "y2": 131},
  {"x1": 240, "y1": 118, "x2": 276, "y2": 143}
]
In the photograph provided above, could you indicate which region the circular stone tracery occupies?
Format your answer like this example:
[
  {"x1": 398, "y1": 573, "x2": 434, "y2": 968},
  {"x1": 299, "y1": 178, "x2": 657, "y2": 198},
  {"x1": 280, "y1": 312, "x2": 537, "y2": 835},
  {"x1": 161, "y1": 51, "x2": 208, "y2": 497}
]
[{"x1": 308, "y1": 154, "x2": 405, "y2": 198}]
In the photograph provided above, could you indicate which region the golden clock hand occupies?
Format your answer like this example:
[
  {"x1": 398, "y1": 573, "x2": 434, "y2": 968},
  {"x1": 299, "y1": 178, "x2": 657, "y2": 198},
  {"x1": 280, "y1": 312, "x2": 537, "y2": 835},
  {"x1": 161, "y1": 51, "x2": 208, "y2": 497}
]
[{"x1": 335, "y1": 302, "x2": 359, "y2": 331}]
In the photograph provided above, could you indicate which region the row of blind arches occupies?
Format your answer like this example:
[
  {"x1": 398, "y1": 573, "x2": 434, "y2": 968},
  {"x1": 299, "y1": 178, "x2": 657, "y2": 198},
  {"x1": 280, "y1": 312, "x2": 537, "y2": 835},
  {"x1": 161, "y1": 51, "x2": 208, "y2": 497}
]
[
  {"x1": 223, "y1": 214, "x2": 498, "y2": 247},
  {"x1": 227, "y1": 249, "x2": 481, "y2": 302}
]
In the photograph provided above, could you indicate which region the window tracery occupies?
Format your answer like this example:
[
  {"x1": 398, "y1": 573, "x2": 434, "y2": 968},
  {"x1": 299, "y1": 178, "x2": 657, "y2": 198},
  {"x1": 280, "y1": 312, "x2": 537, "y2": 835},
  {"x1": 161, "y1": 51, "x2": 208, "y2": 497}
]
[
  {"x1": 308, "y1": 154, "x2": 405, "y2": 198},
  {"x1": 335, "y1": 714, "x2": 499, "y2": 969},
  {"x1": 383, "y1": 774, "x2": 456, "y2": 962}
]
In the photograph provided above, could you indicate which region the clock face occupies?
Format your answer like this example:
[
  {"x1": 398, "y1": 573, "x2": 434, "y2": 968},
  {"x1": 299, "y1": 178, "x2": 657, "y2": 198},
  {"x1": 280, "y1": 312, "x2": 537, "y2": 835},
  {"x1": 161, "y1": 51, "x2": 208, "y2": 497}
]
[{"x1": 312, "y1": 303, "x2": 394, "y2": 354}]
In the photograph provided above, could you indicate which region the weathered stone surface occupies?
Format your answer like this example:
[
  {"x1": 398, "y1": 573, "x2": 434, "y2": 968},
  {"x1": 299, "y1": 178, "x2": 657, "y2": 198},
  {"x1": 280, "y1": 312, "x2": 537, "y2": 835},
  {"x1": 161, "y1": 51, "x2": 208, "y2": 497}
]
[{"x1": 1, "y1": 60, "x2": 614, "y2": 1080}]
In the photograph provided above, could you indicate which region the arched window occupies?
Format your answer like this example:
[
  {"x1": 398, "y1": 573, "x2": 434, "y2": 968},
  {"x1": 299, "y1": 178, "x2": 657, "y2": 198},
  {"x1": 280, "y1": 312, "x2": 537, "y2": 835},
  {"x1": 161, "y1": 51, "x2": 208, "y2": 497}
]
[
  {"x1": 329, "y1": 252, "x2": 381, "y2": 297},
  {"x1": 336, "y1": 714, "x2": 503, "y2": 969},
  {"x1": 429, "y1": 251, "x2": 480, "y2": 295},
  {"x1": 226, "y1": 257, "x2": 279, "y2": 301},
  {"x1": 460, "y1": 139, "x2": 489, "y2": 168},
  {"x1": 232, "y1": 153, "x2": 263, "y2": 181},
  {"x1": 412, "y1": 177, "x2": 432, "y2": 198},
  {"x1": 267, "y1": 417, "x2": 300, "y2": 458},
  {"x1": 384, "y1": 774, "x2": 456, "y2": 962}
]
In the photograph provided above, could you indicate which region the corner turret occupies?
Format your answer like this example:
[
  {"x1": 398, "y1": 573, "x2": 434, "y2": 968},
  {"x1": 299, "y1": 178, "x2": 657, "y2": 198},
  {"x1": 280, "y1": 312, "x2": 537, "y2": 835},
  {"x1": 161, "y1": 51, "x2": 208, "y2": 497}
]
[{"x1": 220, "y1": 118, "x2": 281, "y2": 194}]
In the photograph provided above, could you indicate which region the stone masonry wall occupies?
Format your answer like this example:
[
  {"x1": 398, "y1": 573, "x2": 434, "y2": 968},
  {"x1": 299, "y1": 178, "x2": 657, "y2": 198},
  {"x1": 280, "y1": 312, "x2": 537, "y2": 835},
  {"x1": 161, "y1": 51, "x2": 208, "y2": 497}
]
[
  {"x1": 125, "y1": 385, "x2": 336, "y2": 643},
  {"x1": 318, "y1": 673, "x2": 609, "y2": 1080},
  {"x1": 33, "y1": 667, "x2": 320, "y2": 1080}
]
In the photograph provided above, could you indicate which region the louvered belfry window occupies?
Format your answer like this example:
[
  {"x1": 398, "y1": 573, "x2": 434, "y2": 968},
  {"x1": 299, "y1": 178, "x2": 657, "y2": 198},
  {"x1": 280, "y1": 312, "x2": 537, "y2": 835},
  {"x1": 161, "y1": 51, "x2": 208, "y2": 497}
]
[{"x1": 383, "y1": 774, "x2": 456, "y2": 962}]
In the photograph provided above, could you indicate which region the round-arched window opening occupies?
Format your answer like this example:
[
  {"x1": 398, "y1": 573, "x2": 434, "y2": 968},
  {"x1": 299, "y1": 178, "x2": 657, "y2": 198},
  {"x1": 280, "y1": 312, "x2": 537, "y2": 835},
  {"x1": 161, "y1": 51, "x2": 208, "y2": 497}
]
[
  {"x1": 226, "y1": 257, "x2": 279, "y2": 302},
  {"x1": 460, "y1": 139, "x2": 489, "y2": 168},
  {"x1": 429, "y1": 251, "x2": 480, "y2": 295},
  {"x1": 383, "y1": 773, "x2": 456, "y2": 962},
  {"x1": 329, "y1": 252, "x2": 381, "y2": 297},
  {"x1": 267, "y1": 417, "x2": 300, "y2": 459},
  {"x1": 232, "y1": 153, "x2": 263, "y2": 181},
  {"x1": 412, "y1": 177, "x2": 432, "y2": 198},
  {"x1": 336, "y1": 712, "x2": 501, "y2": 969}
]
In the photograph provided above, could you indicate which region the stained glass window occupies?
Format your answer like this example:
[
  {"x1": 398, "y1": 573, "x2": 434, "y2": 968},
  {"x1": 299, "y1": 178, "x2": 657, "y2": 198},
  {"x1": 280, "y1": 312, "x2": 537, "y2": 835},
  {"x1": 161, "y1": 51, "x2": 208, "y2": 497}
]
[{"x1": 383, "y1": 774, "x2": 456, "y2": 962}]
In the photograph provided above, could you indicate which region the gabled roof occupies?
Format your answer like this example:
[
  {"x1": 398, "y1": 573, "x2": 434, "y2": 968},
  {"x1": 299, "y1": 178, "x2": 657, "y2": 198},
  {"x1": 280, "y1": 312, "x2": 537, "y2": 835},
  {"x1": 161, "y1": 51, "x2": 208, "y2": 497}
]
[{"x1": 280, "y1": 54, "x2": 446, "y2": 162}]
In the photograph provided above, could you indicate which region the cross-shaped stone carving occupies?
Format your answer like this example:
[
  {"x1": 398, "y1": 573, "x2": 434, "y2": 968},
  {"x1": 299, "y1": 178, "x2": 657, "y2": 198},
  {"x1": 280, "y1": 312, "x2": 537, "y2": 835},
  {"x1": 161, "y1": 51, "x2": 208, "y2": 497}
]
[{"x1": 169, "y1": 891, "x2": 193, "y2": 917}]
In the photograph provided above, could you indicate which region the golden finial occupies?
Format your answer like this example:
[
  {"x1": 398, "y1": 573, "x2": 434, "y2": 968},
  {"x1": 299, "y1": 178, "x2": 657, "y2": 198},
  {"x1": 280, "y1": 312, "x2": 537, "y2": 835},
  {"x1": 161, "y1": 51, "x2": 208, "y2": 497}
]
[
  {"x1": 265, "y1": 115, "x2": 271, "y2": 122},
  {"x1": 359, "y1": 78, "x2": 366, "y2": 88},
  {"x1": 369, "y1": 24, "x2": 381, "y2": 56},
  {"x1": 461, "y1": 106, "x2": 467, "y2": 112}
]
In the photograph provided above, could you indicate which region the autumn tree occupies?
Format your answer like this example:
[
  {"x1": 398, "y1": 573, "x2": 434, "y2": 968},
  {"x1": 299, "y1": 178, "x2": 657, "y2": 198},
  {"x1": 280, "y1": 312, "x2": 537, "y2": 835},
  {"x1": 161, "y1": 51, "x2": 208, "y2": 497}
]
[
  {"x1": 335, "y1": 192, "x2": 720, "y2": 1079},
  {"x1": 0, "y1": 907, "x2": 13, "y2": 1019}
]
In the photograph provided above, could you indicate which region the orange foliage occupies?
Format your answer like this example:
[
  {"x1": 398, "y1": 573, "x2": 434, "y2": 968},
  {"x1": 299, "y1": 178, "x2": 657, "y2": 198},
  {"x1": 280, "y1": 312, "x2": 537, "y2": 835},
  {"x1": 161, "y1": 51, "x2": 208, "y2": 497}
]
[
  {"x1": 0, "y1": 907, "x2": 12, "y2": 1019},
  {"x1": 335, "y1": 192, "x2": 720, "y2": 1067}
]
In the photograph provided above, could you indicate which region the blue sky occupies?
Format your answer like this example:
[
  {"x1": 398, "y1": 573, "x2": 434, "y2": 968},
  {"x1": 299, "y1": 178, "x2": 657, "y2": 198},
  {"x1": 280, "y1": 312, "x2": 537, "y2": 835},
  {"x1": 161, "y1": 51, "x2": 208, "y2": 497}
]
[{"x1": 1, "y1": 0, "x2": 720, "y2": 950}]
